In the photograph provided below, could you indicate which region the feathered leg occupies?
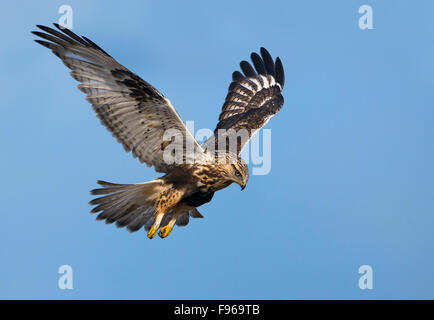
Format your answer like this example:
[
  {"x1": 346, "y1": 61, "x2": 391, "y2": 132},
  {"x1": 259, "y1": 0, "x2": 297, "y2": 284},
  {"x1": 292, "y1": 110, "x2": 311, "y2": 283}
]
[
  {"x1": 159, "y1": 217, "x2": 177, "y2": 238},
  {"x1": 147, "y1": 213, "x2": 164, "y2": 239},
  {"x1": 146, "y1": 189, "x2": 183, "y2": 239}
]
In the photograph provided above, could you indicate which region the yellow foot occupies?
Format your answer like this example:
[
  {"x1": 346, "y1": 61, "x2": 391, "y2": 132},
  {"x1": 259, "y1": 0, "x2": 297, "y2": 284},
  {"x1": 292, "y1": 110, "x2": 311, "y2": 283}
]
[
  {"x1": 147, "y1": 226, "x2": 158, "y2": 239},
  {"x1": 159, "y1": 225, "x2": 173, "y2": 238}
]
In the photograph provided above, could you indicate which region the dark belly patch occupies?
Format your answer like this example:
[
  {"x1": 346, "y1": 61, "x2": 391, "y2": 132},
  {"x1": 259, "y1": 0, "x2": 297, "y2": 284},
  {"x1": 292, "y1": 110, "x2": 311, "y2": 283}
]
[{"x1": 182, "y1": 191, "x2": 215, "y2": 207}]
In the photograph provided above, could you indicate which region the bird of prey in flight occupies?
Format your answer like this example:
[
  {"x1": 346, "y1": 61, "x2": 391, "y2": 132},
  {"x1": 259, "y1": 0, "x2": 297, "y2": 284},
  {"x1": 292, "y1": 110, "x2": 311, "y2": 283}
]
[{"x1": 33, "y1": 23, "x2": 285, "y2": 239}]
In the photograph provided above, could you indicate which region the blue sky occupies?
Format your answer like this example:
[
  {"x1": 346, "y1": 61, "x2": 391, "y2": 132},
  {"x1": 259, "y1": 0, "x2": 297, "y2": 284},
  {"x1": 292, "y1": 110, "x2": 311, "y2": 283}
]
[{"x1": 1, "y1": 0, "x2": 434, "y2": 299}]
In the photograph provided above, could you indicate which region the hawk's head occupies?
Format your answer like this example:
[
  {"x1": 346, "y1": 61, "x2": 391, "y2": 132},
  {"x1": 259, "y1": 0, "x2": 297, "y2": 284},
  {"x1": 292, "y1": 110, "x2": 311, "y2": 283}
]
[
  {"x1": 230, "y1": 158, "x2": 249, "y2": 191},
  {"x1": 214, "y1": 152, "x2": 249, "y2": 191}
]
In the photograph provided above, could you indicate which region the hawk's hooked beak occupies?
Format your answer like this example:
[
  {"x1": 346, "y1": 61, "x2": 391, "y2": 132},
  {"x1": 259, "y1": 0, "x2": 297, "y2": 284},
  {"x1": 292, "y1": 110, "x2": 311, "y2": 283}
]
[
  {"x1": 241, "y1": 182, "x2": 246, "y2": 191},
  {"x1": 237, "y1": 179, "x2": 247, "y2": 191}
]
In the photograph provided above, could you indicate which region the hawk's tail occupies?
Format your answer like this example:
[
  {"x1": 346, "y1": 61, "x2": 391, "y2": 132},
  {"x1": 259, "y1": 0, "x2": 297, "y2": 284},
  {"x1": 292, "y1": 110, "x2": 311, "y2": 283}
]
[{"x1": 89, "y1": 180, "x2": 163, "y2": 232}]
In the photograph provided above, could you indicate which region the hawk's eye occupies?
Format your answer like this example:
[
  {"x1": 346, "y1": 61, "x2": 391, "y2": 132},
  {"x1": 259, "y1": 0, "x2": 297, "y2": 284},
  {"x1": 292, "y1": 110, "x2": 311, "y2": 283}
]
[{"x1": 235, "y1": 170, "x2": 242, "y2": 178}]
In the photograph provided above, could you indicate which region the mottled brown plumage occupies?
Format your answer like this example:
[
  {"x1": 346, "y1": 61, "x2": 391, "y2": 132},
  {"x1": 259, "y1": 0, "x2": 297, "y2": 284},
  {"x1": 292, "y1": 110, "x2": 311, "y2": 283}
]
[
  {"x1": 33, "y1": 23, "x2": 284, "y2": 238},
  {"x1": 89, "y1": 153, "x2": 249, "y2": 238}
]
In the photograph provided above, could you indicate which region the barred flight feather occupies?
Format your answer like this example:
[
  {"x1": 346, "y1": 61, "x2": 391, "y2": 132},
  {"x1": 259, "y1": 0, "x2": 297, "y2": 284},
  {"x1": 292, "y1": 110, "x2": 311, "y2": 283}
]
[
  {"x1": 203, "y1": 47, "x2": 285, "y2": 155},
  {"x1": 33, "y1": 24, "x2": 210, "y2": 173}
]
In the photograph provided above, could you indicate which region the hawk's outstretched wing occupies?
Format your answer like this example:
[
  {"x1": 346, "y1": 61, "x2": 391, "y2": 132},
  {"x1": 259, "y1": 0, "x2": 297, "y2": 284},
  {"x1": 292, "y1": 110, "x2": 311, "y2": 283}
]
[
  {"x1": 203, "y1": 47, "x2": 284, "y2": 155},
  {"x1": 33, "y1": 24, "x2": 209, "y2": 173}
]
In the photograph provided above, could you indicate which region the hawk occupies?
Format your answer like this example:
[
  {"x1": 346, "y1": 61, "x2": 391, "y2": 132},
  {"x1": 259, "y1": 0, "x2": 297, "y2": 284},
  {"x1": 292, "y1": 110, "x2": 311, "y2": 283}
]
[{"x1": 33, "y1": 23, "x2": 285, "y2": 239}]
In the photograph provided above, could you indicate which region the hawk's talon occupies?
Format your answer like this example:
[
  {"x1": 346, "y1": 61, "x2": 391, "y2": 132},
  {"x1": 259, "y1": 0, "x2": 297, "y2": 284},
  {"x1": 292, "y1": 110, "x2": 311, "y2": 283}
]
[
  {"x1": 159, "y1": 225, "x2": 173, "y2": 238},
  {"x1": 147, "y1": 226, "x2": 158, "y2": 239}
]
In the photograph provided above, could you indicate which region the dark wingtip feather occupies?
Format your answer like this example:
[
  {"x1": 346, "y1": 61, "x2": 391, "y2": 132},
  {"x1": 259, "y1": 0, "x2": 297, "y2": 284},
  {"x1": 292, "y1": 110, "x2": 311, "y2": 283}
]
[
  {"x1": 275, "y1": 57, "x2": 285, "y2": 88},
  {"x1": 95, "y1": 212, "x2": 106, "y2": 220},
  {"x1": 31, "y1": 31, "x2": 62, "y2": 45},
  {"x1": 97, "y1": 180, "x2": 111, "y2": 186},
  {"x1": 90, "y1": 188, "x2": 107, "y2": 195},
  {"x1": 90, "y1": 206, "x2": 101, "y2": 214},
  {"x1": 82, "y1": 35, "x2": 110, "y2": 56},
  {"x1": 31, "y1": 31, "x2": 43, "y2": 37},
  {"x1": 52, "y1": 22, "x2": 89, "y2": 46},
  {"x1": 260, "y1": 47, "x2": 269, "y2": 55},
  {"x1": 260, "y1": 47, "x2": 276, "y2": 77},
  {"x1": 34, "y1": 39, "x2": 57, "y2": 50},
  {"x1": 35, "y1": 25, "x2": 49, "y2": 34},
  {"x1": 52, "y1": 22, "x2": 71, "y2": 33},
  {"x1": 240, "y1": 60, "x2": 257, "y2": 78},
  {"x1": 35, "y1": 24, "x2": 75, "y2": 44},
  {"x1": 88, "y1": 198, "x2": 101, "y2": 205},
  {"x1": 250, "y1": 52, "x2": 267, "y2": 75},
  {"x1": 232, "y1": 71, "x2": 244, "y2": 82}
]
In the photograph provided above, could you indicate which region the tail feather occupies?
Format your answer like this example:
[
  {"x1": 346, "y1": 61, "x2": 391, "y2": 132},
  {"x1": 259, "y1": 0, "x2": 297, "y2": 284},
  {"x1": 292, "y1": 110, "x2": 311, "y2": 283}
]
[
  {"x1": 144, "y1": 215, "x2": 156, "y2": 231},
  {"x1": 158, "y1": 208, "x2": 203, "y2": 230},
  {"x1": 123, "y1": 207, "x2": 155, "y2": 232},
  {"x1": 176, "y1": 213, "x2": 190, "y2": 226},
  {"x1": 96, "y1": 180, "x2": 126, "y2": 187},
  {"x1": 89, "y1": 179, "x2": 205, "y2": 235},
  {"x1": 189, "y1": 208, "x2": 204, "y2": 218},
  {"x1": 90, "y1": 180, "x2": 130, "y2": 195},
  {"x1": 106, "y1": 205, "x2": 142, "y2": 224},
  {"x1": 89, "y1": 179, "x2": 163, "y2": 232}
]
